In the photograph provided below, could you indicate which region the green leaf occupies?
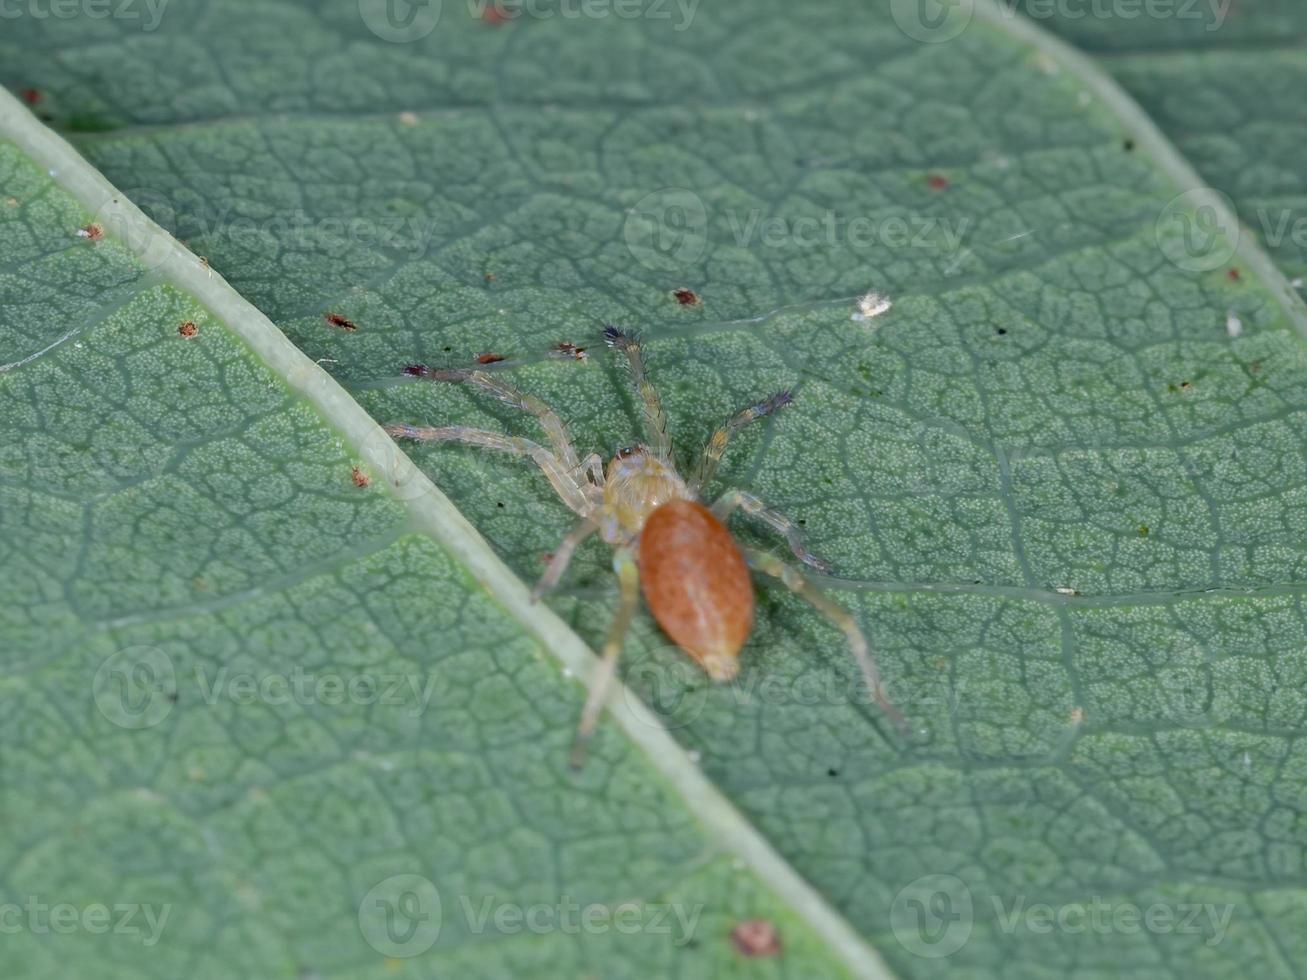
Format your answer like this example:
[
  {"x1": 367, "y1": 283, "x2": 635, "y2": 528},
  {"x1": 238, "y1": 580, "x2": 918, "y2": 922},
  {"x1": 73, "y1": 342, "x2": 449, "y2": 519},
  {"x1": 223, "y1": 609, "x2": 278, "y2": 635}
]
[
  {"x1": 5, "y1": 1, "x2": 1307, "y2": 977},
  {"x1": 0, "y1": 99, "x2": 875, "y2": 979},
  {"x1": 1006, "y1": 0, "x2": 1307, "y2": 295}
]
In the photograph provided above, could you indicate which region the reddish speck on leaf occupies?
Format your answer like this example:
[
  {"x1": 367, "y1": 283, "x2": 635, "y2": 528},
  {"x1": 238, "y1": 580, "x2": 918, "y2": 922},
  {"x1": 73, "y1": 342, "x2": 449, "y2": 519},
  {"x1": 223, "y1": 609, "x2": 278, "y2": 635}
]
[
  {"x1": 672, "y1": 288, "x2": 701, "y2": 306},
  {"x1": 730, "y1": 920, "x2": 782, "y2": 958},
  {"x1": 351, "y1": 466, "x2": 372, "y2": 488},
  {"x1": 551, "y1": 342, "x2": 588, "y2": 361},
  {"x1": 1226, "y1": 267, "x2": 1241, "y2": 282},
  {"x1": 404, "y1": 363, "x2": 430, "y2": 377},
  {"x1": 324, "y1": 312, "x2": 358, "y2": 332},
  {"x1": 927, "y1": 173, "x2": 950, "y2": 190},
  {"x1": 20, "y1": 89, "x2": 41, "y2": 106},
  {"x1": 77, "y1": 223, "x2": 104, "y2": 241},
  {"x1": 476, "y1": 352, "x2": 506, "y2": 365},
  {"x1": 178, "y1": 321, "x2": 199, "y2": 338}
]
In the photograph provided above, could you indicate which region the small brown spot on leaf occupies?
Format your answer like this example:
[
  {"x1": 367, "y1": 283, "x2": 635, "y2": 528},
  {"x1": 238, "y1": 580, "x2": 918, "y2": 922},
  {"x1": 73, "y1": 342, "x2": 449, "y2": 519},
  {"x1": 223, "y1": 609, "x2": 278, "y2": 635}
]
[
  {"x1": 476, "y1": 352, "x2": 506, "y2": 364},
  {"x1": 1226, "y1": 267, "x2": 1241, "y2": 282},
  {"x1": 76, "y1": 223, "x2": 104, "y2": 242},
  {"x1": 178, "y1": 321, "x2": 199, "y2": 338},
  {"x1": 551, "y1": 342, "x2": 588, "y2": 361},
  {"x1": 20, "y1": 89, "x2": 41, "y2": 106},
  {"x1": 484, "y1": 272, "x2": 496, "y2": 282},
  {"x1": 927, "y1": 173, "x2": 950, "y2": 190},
  {"x1": 672, "y1": 288, "x2": 701, "y2": 306},
  {"x1": 324, "y1": 312, "x2": 358, "y2": 332},
  {"x1": 730, "y1": 920, "x2": 781, "y2": 958},
  {"x1": 351, "y1": 466, "x2": 372, "y2": 488}
]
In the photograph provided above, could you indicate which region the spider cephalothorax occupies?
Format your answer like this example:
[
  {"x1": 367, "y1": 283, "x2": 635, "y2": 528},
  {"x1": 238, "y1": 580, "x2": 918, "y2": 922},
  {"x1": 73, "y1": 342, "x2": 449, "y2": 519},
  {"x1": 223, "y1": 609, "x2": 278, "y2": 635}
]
[
  {"x1": 602, "y1": 441, "x2": 691, "y2": 540},
  {"x1": 387, "y1": 325, "x2": 904, "y2": 765}
]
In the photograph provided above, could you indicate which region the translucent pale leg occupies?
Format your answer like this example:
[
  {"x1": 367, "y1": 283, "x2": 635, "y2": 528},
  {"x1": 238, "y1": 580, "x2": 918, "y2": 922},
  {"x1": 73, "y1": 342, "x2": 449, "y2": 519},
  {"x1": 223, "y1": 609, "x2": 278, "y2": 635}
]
[
  {"x1": 712, "y1": 489, "x2": 830, "y2": 572},
  {"x1": 693, "y1": 391, "x2": 793, "y2": 490},
  {"x1": 570, "y1": 548, "x2": 640, "y2": 769},
  {"x1": 603, "y1": 327, "x2": 671, "y2": 460},
  {"x1": 582, "y1": 453, "x2": 606, "y2": 489},
  {"x1": 405, "y1": 366, "x2": 583, "y2": 475},
  {"x1": 385, "y1": 424, "x2": 592, "y2": 516},
  {"x1": 743, "y1": 547, "x2": 908, "y2": 734},
  {"x1": 531, "y1": 519, "x2": 598, "y2": 601}
]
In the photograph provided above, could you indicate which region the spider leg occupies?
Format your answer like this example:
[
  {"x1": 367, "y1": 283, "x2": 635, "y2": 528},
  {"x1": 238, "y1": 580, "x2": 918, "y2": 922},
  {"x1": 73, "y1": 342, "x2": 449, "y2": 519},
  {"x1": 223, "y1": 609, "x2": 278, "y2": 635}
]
[
  {"x1": 385, "y1": 424, "x2": 592, "y2": 516},
  {"x1": 693, "y1": 391, "x2": 793, "y2": 491},
  {"x1": 531, "y1": 519, "x2": 598, "y2": 602},
  {"x1": 582, "y1": 452, "x2": 606, "y2": 489},
  {"x1": 711, "y1": 488, "x2": 830, "y2": 572},
  {"x1": 571, "y1": 547, "x2": 640, "y2": 769},
  {"x1": 603, "y1": 326, "x2": 671, "y2": 460},
  {"x1": 742, "y1": 547, "x2": 908, "y2": 734},
  {"x1": 404, "y1": 366, "x2": 583, "y2": 476}
]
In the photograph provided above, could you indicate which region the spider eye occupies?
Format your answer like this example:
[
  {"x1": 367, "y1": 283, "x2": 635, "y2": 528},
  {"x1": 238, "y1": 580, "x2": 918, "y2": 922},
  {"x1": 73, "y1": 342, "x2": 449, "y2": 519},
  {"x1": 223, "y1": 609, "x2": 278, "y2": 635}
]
[{"x1": 616, "y1": 443, "x2": 646, "y2": 459}]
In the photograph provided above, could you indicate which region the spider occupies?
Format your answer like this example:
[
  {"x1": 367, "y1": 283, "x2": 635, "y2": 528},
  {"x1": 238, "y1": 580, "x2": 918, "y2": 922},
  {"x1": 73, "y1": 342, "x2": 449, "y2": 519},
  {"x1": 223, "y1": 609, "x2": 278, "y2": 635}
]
[{"x1": 386, "y1": 326, "x2": 905, "y2": 765}]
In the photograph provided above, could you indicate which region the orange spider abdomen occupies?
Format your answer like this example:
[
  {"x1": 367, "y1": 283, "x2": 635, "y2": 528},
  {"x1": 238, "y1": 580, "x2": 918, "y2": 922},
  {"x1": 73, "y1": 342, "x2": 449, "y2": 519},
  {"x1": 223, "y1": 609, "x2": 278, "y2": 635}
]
[{"x1": 639, "y1": 500, "x2": 754, "y2": 681}]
